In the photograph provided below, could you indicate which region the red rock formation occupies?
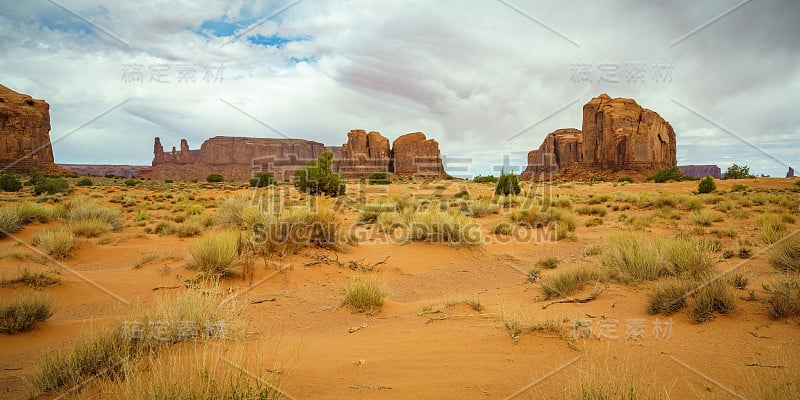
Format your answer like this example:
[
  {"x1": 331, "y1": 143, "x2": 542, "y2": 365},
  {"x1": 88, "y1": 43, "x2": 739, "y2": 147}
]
[
  {"x1": 59, "y1": 164, "x2": 147, "y2": 178},
  {"x1": 139, "y1": 136, "x2": 336, "y2": 181},
  {"x1": 520, "y1": 128, "x2": 582, "y2": 179},
  {"x1": 521, "y1": 94, "x2": 676, "y2": 180},
  {"x1": 0, "y1": 84, "x2": 63, "y2": 173},
  {"x1": 392, "y1": 132, "x2": 445, "y2": 177},
  {"x1": 787, "y1": 167, "x2": 795, "y2": 178},
  {"x1": 581, "y1": 94, "x2": 676, "y2": 171},
  {"x1": 339, "y1": 129, "x2": 391, "y2": 177},
  {"x1": 679, "y1": 165, "x2": 721, "y2": 179},
  {"x1": 153, "y1": 137, "x2": 166, "y2": 165}
]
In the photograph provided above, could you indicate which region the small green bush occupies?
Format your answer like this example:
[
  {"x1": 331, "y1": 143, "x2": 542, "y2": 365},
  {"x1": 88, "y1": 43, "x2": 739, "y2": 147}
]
[
  {"x1": 75, "y1": 178, "x2": 93, "y2": 187},
  {"x1": 0, "y1": 175, "x2": 23, "y2": 192},
  {"x1": 34, "y1": 178, "x2": 69, "y2": 195},
  {"x1": 646, "y1": 167, "x2": 691, "y2": 183},
  {"x1": 293, "y1": 151, "x2": 345, "y2": 197},
  {"x1": 698, "y1": 175, "x2": 716, "y2": 193},
  {"x1": 367, "y1": 172, "x2": 390, "y2": 185},
  {"x1": 723, "y1": 164, "x2": 753, "y2": 179},
  {"x1": 473, "y1": 175, "x2": 498, "y2": 184},
  {"x1": 248, "y1": 173, "x2": 274, "y2": 188},
  {"x1": 0, "y1": 290, "x2": 55, "y2": 333},
  {"x1": 536, "y1": 256, "x2": 560, "y2": 269},
  {"x1": 617, "y1": 176, "x2": 634, "y2": 183},
  {"x1": 495, "y1": 172, "x2": 521, "y2": 196},
  {"x1": 124, "y1": 179, "x2": 139, "y2": 187},
  {"x1": 206, "y1": 174, "x2": 224, "y2": 183}
]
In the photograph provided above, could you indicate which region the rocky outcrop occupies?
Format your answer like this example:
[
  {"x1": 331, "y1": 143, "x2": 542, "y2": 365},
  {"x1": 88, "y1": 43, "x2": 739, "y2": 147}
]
[
  {"x1": 140, "y1": 136, "x2": 339, "y2": 181},
  {"x1": 679, "y1": 165, "x2": 721, "y2": 179},
  {"x1": 521, "y1": 94, "x2": 676, "y2": 180},
  {"x1": 58, "y1": 164, "x2": 147, "y2": 178},
  {"x1": 520, "y1": 129, "x2": 582, "y2": 179},
  {"x1": 787, "y1": 167, "x2": 795, "y2": 178},
  {"x1": 339, "y1": 130, "x2": 391, "y2": 177},
  {"x1": 391, "y1": 132, "x2": 446, "y2": 177},
  {"x1": 0, "y1": 84, "x2": 63, "y2": 173}
]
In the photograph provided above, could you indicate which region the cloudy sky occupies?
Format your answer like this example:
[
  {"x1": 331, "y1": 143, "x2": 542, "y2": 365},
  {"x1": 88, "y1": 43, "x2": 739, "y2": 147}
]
[{"x1": 1, "y1": 0, "x2": 798, "y2": 177}]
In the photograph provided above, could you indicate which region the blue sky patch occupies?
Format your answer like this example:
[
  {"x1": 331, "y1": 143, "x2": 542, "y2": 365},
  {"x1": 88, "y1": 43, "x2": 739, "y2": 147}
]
[{"x1": 248, "y1": 34, "x2": 310, "y2": 48}]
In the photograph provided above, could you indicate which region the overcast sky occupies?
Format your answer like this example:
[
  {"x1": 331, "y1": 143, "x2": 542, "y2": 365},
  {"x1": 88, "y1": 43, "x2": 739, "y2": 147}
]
[{"x1": 1, "y1": 0, "x2": 798, "y2": 177}]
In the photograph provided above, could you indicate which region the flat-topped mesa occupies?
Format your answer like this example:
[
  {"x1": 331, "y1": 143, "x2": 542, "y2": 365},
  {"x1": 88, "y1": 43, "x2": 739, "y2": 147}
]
[
  {"x1": 520, "y1": 129, "x2": 582, "y2": 180},
  {"x1": 0, "y1": 84, "x2": 63, "y2": 173},
  {"x1": 679, "y1": 165, "x2": 722, "y2": 179},
  {"x1": 140, "y1": 136, "x2": 338, "y2": 181},
  {"x1": 391, "y1": 132, "x2": 446, "y2": 177},
  {"x1": 339, "y1": 129, "x2": 391, "y2": 177},
  {"x1": 521, "y1": 94, "x2": 677, "y2": 180}
]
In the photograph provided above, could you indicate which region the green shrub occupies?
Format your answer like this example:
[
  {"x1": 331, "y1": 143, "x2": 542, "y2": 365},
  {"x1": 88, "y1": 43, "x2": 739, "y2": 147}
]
[
  {"x1": 617, "y1": 176, "x2": 634, "y2": 183},
  {"x1": 0, "y1": 175, "x2": 23, "y2": 192},
  {"x1": 768, "y1": 233, "x2": 800, "y2": 273},
  {"x1": 646, "y1": 167, "x2": 691, "y2": 183},
  {"x1": 646, "y1": 278, "x2": 692, "y2": 315},
  {"x1": 75, "y1": 178, "x2": 93, "y2": 187},
  {"x1": 584, "y1": 217, "x2": 604, "y2": 227},
  {"x1": 367, "y1": 172, "x2": 390, "y2": 185},
  {"x1": 495, "y1": 172, "x2": 521, "y2": 196},
  {"x1": 723, "y1": 164, "x2": 753, "y2": 179},
  {"x1": 293, "y1": 151, "x2": 345, "y2": 197},
  {"x1": 34, "y1": 178, "x2": 69, "y2": 195},
  {"x1": 698, "y1": 175, "x2": 716, "y2": 193},
  {"x1": 189, "y1": 231, "x2": 241, "y2": 275},
  {"x1": 731, "y1": 183, "x2": 747, "y2": 192},
  {"x1": 536, "y1": 256, "x2": 560, "y2": 269},
  {"x1": 32, "y1": 229, "x2": 75, "y2": 260},
  {"x1": 728, "y1": 273, "x2": 749, "y2": 289},
  {"x1": 124, "y1": 179, "x2": 139, "y2": 186},
  {"x1": 344, "y1": 275, "x2": 386, "y2": 312},
  {"x1": 248, "y1": 172, "x2": 275, "y2": 187},
  {"x1": 453, "y1": 189, "x2": 470, "y2": 199},
  {"x1": 473, "y1": 175, "x2": 497, "y2": 184},
  {"x1": 206, "y1": 174, "x2": 224, "y2": 183},
  {"x1": 0, "y1": 290, "x2": 55, "y2": 333}
]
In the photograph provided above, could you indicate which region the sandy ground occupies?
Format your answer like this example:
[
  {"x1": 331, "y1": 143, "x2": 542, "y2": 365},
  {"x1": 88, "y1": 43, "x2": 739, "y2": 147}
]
[{"x1": 1, "y1": 178, "x2": 799, "y2": 399}]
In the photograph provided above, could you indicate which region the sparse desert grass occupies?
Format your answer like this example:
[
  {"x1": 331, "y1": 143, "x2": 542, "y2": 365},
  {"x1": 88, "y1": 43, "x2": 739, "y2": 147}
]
[
  {"x1": 511, "y1": 207, "x2": 576, "y2": 240},
  {"x1": 690, "y1": 210, "x2": 722, "y2": 226},
  {"x1": 406, "y1": 209, "x2": 483, "y2": 247},
  {"x1": 344, "y1": 275, "x2": 386, "y2": 313},
  {"x1": 646, "y1": 278, "x2": 692, "y2": 315},
  {"x1": 34, "y1": 285, "x2": 228, "y2": 394},
  {"x1": 154, "y1": 221, "x2": 176, "y2": 236},
  {"x1": 215, "y1": 195, "x2": 257, "y2": 229},
  {"x1": 64, "y1": 196, "x2": 122, "y2": 235},
  {"x1": 663, "y1": 238, "x2": 717, "y2": 278},
  {"x1": 623, "y1": 214, "x2": 653, "y2": 229},
  {"x1": 251, "y1": 199, "x2": 342, "y2": 254},
  {"x1": 0, "y1": 207, "x2": 23, "y2": 236},
  {"x1": 14, "y1": 201, "x2": 58, "y2": 223},
  {"x1": 459, "y1": 199, "x2": 500, "y2": 217},
  {"x1": 728, "y1": 272, "x2": 749, "y2": 289},
  {"x1": 189, "y1": 231, "x2": 241, "y2": 275},
  {"x1": 687, "y1": 277, "x2": 737, "y2": 322},
  {"x1": 602, "y1": 233, "x2": 666, "y2": 281},
  {"x1": 0, "y1": 268, "x2": 59, "y2": 287},
  {"x1": 132, "y1": 252, "x2": 158, "y2": 269},
  {"x1": 758, "y1": 213, "x2": 788, "y2": 244},
  {"x1": 585, "y1": 194, "x2": 611, "y2": 205},
  {"x1": 32, "y1": 228, "x2": 75, "y2": 260},
  {"x1": 0, "y1": 290, "x2": 55, "y2": 333},
  {"x1": 584, "y1": 217, "x2": 604, "y2": 227},
  {"x1": 768, "y1": 232, "x2": 800, "y2": 273},
  {"x1": 540, "y1": 267, "x2": 603, "y2": 299},
  {"x1": 536, "y1": 256, "x2": 560, "y2": 269},
  {"x1": 576, "y1": 205, "x2": 607, "y2": 217},
  {"x1": 175, "y1": 217, "x2": 205, "y2": 238},
  {"x1": 583, "y1": 244, "x2": 603, "y2": 256},
  {"x1": 499, "y1": 307, "x2": 563, "y2": 339},
  {"x1": 95, "y1": 344, "x2": 282, "y2": 400},
  {"x1": 527, "y1": 267, "x2": 541, "y2": 282},
  {"x1": 357, "y1": 202, "x2": 397, "y2": 224},
  {"x1": 69, "y1": 218, "x2": 114, "y2": 237},
  {"x1": 763, "y1": 279, "x2": 800, "y2": 320}
]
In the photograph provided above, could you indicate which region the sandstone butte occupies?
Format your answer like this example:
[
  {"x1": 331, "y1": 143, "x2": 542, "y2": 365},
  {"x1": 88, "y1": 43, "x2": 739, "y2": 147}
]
[
  {"x1": 521, "y1": 94, "x2": 677, "y2": 181},
  {"x1": 140, "y1": 131, "x2": 446, "y2": 181},
  {"x1": 679, "y1": 165, "x2": 722, "y2": 179},
  {"x1": 0, "y1": 84, "x2": 66, "y2": 174}
]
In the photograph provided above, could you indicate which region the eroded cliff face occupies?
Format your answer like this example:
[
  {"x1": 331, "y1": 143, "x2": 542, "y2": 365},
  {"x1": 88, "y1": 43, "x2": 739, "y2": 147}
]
[
  {"x1": 0, "y1": 84, "x2": 60, "y2": 173},
  {"x1": 339, "y1": 130, "x2": 391, "y2": 177},
  {"x1": 140, "y1": 137, "x2": 335, "y2": 181},
  {"x1": 391, "y1": 132, "x2": 446, "y2": 177},
  {"x1": 521, "y1": 94, "x2": 677, "y2": 180}
]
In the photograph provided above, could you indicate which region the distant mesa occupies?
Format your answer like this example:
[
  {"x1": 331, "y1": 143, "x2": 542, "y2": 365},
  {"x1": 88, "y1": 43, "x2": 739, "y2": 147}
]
[
  {"x1": 679, "y1": 165, "x2": 722, "y2": 179},
  {"x1": 0, "y1": 84, "x2": 67, "y2": 174},
  {"x1": 788, "y1": 167, "x2": 795, "y2": 178},
  {"x1": 59, "y1": 164, "x2": 146, "y2": 178},
  {"x1": 140, "y1": 131, "x2": 446, "y2": 181},
  {"x1": 521, "y1": 94, "x2": 677, "y2": 181}
]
